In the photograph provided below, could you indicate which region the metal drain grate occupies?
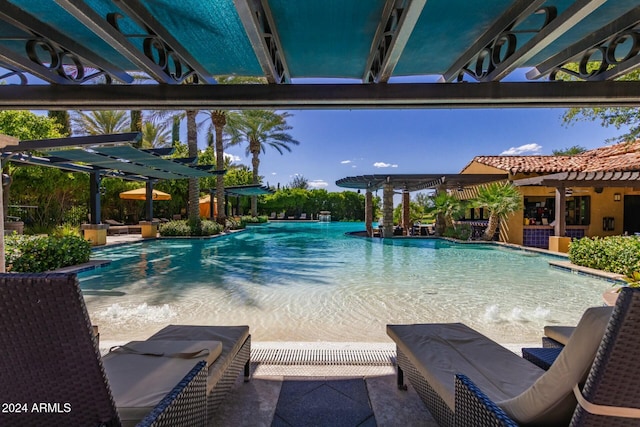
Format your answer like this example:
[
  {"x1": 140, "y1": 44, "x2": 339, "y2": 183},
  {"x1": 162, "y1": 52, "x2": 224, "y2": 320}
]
[{"x1": 251, "y1": 348, "x2": 396, "y2": 366}]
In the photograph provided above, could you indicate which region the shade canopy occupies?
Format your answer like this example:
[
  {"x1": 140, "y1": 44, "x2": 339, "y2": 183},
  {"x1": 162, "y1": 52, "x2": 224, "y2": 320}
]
[
  {"x1": 1, "y1": 1, "x2": 640, "y2": 109},
  {"x1": 119, "y1": 188, "x2": 171, "y2": 201}
]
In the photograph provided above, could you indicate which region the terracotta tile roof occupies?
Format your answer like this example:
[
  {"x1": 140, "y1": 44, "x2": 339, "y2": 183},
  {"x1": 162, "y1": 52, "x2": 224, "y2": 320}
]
[
  {"x1": 470, "y1": 140, "x2": 640, "y2": 174},
  {"x1": 470, "y1": 155, "x2": 586, "y2": 174}
]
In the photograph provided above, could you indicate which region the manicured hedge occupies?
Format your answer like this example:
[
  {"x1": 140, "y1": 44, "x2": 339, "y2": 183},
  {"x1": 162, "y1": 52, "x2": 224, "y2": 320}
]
[
  {"x1": 159, "y1": 219, "x2": 224, "y2": 237},
  {"x1": 569, "y1": 235, "x2": 640, "y2": 275},
  {"x1": 5, "y1": 234, "x2": 91, "y2": 273},
  {"x1": 241, "y1": 215, "x2": 268, "y2": 224}
]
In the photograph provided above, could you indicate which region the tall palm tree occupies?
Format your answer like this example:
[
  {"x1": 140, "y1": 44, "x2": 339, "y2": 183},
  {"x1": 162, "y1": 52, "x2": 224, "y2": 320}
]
[
  {"x1": 210, "y1": 110, "x2": 227, "y2": 225},
  {"x1": 185, "y1": 110, "x2": 200, "y2": 225},
  {"x1": 140, "y1": 120, "x2": 172, "y2": 148},
  {"x1": 208, "y1": 76, "x2": 266, "y2": 225},
  {"x1": 475, "y1": 182, "x2": 522, "y2": 241},
  {"x1": 226, "y1": 110, "x2": 300, "y2": 216},
  {"x1": 71, "y1": 110, "x2": 130, "y2": 135}
]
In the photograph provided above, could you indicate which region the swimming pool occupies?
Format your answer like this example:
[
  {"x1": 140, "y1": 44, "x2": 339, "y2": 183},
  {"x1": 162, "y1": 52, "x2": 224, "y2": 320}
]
[{"x1": 81, "y1": 222, "x2": 611, "y2": 345}]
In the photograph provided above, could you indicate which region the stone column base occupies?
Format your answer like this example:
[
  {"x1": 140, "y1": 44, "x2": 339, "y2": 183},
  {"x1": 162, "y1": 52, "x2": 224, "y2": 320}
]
[
  {"x1": 548, "y1": 236, "x2": 571, "y2": 253},
  {"x1": 81, "y1": 224, "x2": 108, "y2": 246}
]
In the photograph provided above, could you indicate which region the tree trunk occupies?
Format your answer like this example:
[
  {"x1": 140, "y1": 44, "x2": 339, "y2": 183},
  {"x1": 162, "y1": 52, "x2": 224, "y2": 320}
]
[
  {"x1": 186, "y1": 110, "x2": 200, "y2": 226},
  {"x1": 483, "y1": 214, "x2": 499, "y2": 241},
  {"x1": 212, "y1": 111, "x2": 226, "y2": 226},
  {"x1": 250, "y1": 144, "x2": 260, "y2": 217}
]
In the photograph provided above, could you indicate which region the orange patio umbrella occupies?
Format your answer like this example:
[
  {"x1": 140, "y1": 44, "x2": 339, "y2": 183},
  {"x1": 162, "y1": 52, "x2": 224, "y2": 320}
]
[{"x1": 119, "y1": 187, "x2": 172, "y2": 201}]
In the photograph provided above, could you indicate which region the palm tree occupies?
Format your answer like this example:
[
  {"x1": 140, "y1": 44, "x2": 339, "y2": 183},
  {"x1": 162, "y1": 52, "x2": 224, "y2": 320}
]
[
  {"x1": 140, "y1": 120, "x2": 172, "y2": 148},
  {"x1": 210, "y1": 109, "x2": 227, "y2": 225},
  {"x1": 429, "y1": 192, "x2": 467, "y2": 236},
  {"x1": 226, "y1": 110, "x2": 300, "y2": 216},
  {"x1": 208, "y1": 76, "x2": 266, "y2": 225},
  {"x1": 185, "y1": 110, "x2": 200, "y2": 225},
  {"x1": 475, "y1": 182, "x2": 522, "y2": 241},
  {"x1": 71, "y1": 110, "x2": 130, "y2": 135}
]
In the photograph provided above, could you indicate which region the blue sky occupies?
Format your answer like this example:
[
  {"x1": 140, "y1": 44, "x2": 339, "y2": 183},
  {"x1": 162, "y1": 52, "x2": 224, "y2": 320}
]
[{"x1": 221, "y1": 108, "x2": 626, "y2": 192}]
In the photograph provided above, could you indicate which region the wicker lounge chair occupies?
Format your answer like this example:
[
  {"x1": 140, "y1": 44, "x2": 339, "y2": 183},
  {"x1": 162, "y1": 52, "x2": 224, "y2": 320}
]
[
  {"x1": 0, "y1": 273, "x2": 229, "y2": 427},
  {"x1": 388, "y1": 288, "x2": 640, "y2": 426}
]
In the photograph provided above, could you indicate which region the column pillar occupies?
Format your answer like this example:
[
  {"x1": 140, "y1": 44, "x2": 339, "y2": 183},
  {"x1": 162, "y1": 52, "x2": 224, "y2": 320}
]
[
  {"x1": 402, "y1": 189, "x2": 410, "y2": 236},
  {"x1": 145, "y1": 181, "x2": 154, "y2": 221},
  {"x1": 89, "y1": 172, "x2": 101, "y2": 224},
  {"x1": 365, "y1": 190, "x2": 373, "y2": 237},
  {"x1": 435, "y1": 184, "x2": 446, "y2": 236},
  {"x1": 383, "y1": 183, "x2": 394, "y2": 238},
  {"x1": 554, "y1": 184, "x2": 566, "y2": 237}
]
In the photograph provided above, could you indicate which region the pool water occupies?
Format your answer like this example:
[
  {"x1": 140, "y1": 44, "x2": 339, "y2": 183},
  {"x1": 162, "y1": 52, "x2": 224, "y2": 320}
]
[{"x1": 81, "y1": 222, "x2": 611, "y2": 345}]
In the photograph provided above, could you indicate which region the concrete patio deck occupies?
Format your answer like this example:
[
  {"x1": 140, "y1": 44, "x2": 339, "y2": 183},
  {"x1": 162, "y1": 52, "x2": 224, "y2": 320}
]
[{"x1": 211, "y1": 342, "x2": 437, "y2": 427}]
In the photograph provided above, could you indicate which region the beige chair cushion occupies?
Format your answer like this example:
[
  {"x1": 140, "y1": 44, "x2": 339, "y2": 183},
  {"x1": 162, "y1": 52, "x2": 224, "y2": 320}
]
[
  {"x1": 498, "y1": 306, "x2": 613, "y2": 425},
  {"x1": 543, "y1": 325, "x2": 575, "y2": 346},
  {"x1": 148, "y1": 325, "x2": 250, "y2": 393},
  {"x1": 103, "y1": 340, "x2": 222, "y2": 427},
  {"x1": 387, "y1": 323, "x2": 545, "y2": 410}
]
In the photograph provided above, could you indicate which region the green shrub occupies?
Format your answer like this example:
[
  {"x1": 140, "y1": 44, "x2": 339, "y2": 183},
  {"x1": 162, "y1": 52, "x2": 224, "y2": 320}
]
[
  {"x1": 226, "y1": 217, "x2": 245, "y2": 230},
  {"x1": 5, "y1": 235, "x2": 91, "y2": 273},
  {"x1": 199, "y1": 220, "x2": 223, "y2": 236},
  {"x1": 569, "y1": 236, "x2": 640, "y2": 275},
  {"x1": 159, "y1": 219, "x2": 224, "y2": 236},
  {"x1": 241, "y1": 215, "x2": 268, "y2": 224},
  {"x1": 443, "y1": 223, "x2": 472, "y2": 241},
  {"x1": 159, "y1": 220, "x2": 192, "y2": 236},
  {"x1": 52, "y1": 223, "x2": 81, "y2": 238}
]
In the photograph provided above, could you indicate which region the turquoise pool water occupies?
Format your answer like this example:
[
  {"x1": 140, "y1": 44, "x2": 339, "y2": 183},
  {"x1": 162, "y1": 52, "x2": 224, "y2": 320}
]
[{"x1": 81, "y1": 222, "x2": 611, "y2": 345}]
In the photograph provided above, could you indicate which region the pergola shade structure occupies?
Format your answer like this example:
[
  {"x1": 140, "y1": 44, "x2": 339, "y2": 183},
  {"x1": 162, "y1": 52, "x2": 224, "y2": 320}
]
[
  {"x1": 202, "y1": 184, "x2": 275, "y2": 218},
  {"x1": 1, "y1": 133, "x2": 224, "y2": 225},
  {"x1": 336, "y1": 173, "x2": 508, "y2": 237},
  {"x1": 1, "y1": 1, "x2": 640, "y2": 109}
]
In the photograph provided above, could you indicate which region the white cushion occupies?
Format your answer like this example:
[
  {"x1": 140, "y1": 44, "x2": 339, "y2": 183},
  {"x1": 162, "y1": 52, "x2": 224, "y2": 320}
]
[
  {"x1": 147, "y1": 325, "x2": 250, "y2": 393},
  {"x1": 498, "y1": 306, "x2": 613, "y2": 425},
  {"x1": 543, "y1": 325, "x2": 575, "y2": 345},
  {"x1": 387, "y1": 323, "x2": 545, "y2": 410},
  {"x1": 103, "y1": 340, "x2": 222, "y2": 426}
]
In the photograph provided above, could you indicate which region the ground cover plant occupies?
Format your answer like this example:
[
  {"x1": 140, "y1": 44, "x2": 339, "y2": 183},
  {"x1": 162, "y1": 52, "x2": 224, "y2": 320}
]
[{"x1": 569, "y1": 235, "x2": 640, "y2": 275}]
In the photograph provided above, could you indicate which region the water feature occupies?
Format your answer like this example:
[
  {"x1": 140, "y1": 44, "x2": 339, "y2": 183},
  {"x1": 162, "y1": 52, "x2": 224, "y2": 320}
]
[{"x1": 81, "y1": 222, "x2": 611, "y2": 345}]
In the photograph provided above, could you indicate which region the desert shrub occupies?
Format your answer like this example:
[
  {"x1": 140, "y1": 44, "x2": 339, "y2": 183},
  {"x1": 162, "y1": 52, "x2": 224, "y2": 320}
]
[
  {"x1": 569, "y1": 235, "x2": 640, "y2": 275},
  {"x1": 5, "y1": 234, "x2": 91, "y2": 273}
]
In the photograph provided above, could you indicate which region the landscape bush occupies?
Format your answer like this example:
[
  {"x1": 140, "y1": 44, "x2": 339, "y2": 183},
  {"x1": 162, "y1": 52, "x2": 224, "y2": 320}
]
[
  {"x1": 159, "y1": 219, "x2": 223, "y2": 236},
  {"x1": 5, "y1": 234, "x2": 91, "y2": 273},
  {"x1": 241, "y1": 215, "x2": 268, "y2": 224},
  {"x1": 443, "y1": 223, "x2": 472, "y2": 241},
  {"x1": 569, "y1": 235, "x2": 640, "y2": 275}
]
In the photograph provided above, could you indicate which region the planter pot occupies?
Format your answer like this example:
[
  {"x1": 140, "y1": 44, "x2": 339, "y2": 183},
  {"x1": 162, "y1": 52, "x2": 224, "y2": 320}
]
[{"x1": 4, "y1": 221, "x2": 24, "y2": 235}]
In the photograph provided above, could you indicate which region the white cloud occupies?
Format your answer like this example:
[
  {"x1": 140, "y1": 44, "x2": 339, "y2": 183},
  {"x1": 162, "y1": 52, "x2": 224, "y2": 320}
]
[
  {"x1": 308, "y1": 180, "x2": 328, "y2": 188},
  {"x1": 373, "y1": 162, "x2": 399, "y2": 168},
  {"x1": 223, "y1": 153, "x2": 241, "y2": 162},
  {"x1": 341, "y1": 160, "x2": 352, "y2": 164},
  {"x1": 500, "y1": 143, "x2": 542, "y2": 155},
  {"x1": 271, "y1": 172, "x2": 277, "y2": 175}
]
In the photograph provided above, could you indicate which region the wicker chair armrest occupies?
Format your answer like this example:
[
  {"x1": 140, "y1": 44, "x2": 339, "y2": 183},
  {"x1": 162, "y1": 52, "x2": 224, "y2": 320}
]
[
  {"x1": 454, "y1": 374, "x2": 518, "y2": 427},
  {"x1": 137, "y1": 361, "x2": 208, "y2": 427}
]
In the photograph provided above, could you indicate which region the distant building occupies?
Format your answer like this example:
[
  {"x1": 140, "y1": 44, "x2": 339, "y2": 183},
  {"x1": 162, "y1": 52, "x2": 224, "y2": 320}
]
[{"x1": 460, "y1": 141, "x2": 640, "y2": 249}]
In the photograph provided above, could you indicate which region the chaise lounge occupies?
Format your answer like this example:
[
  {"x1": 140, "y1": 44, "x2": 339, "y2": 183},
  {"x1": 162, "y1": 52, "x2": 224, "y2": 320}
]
[
  {"x1": 0, "y1": 273, "x2": 250, "y2": 426},
  {"x1": 388, "y1": 287, "x2": 640, "y2": 426}
]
